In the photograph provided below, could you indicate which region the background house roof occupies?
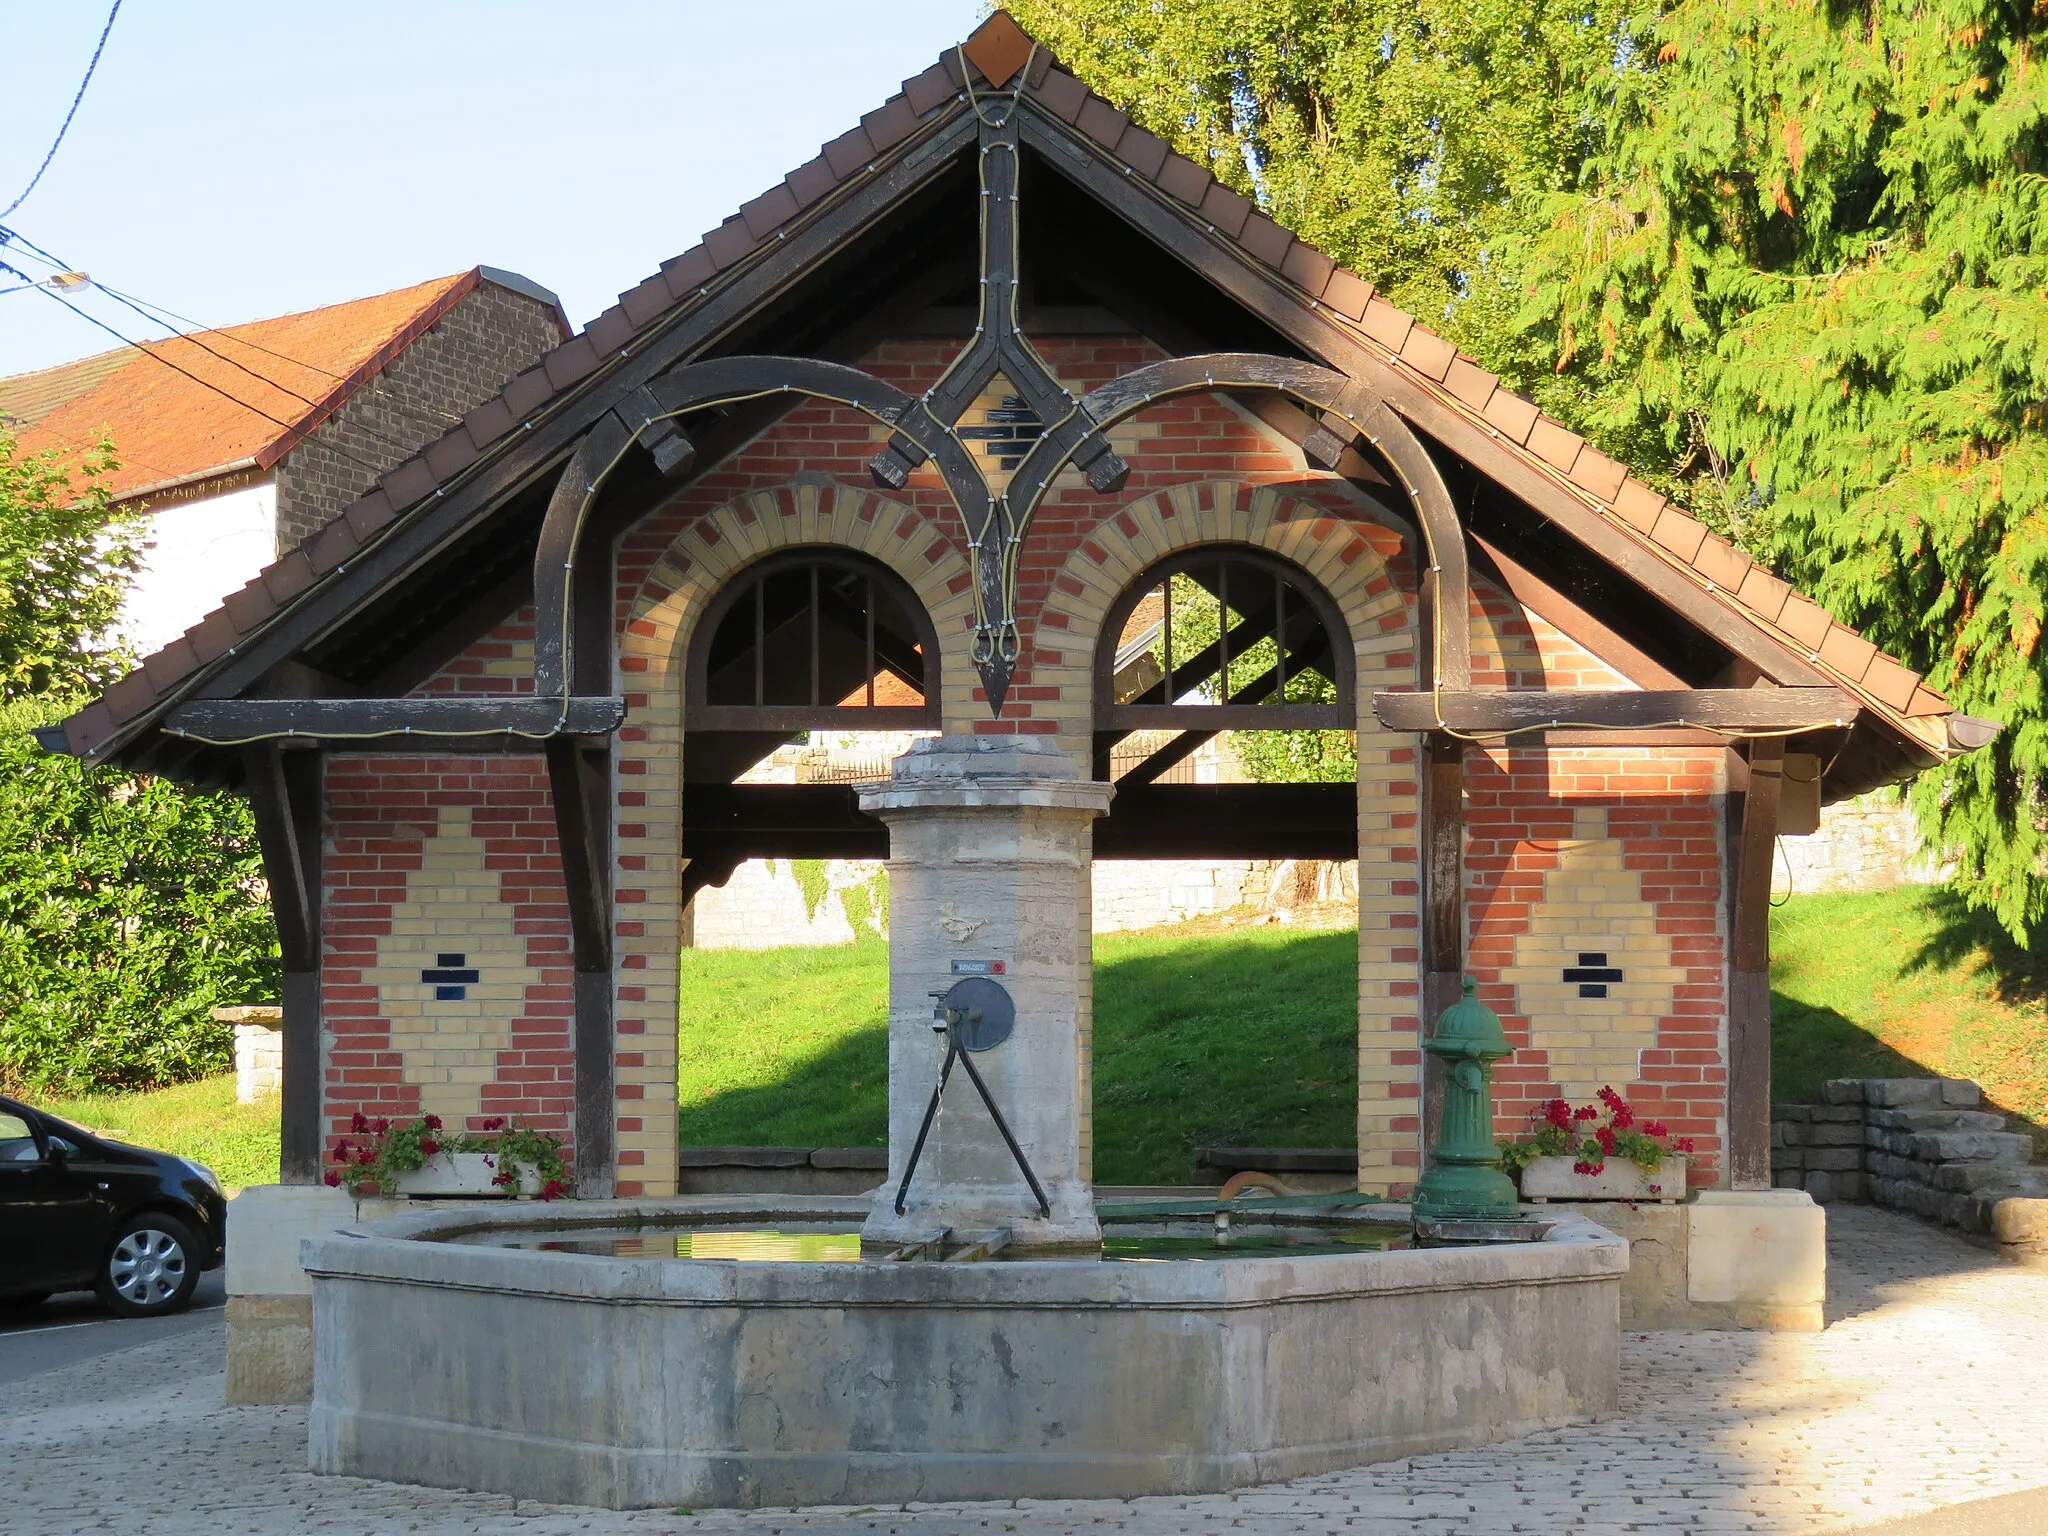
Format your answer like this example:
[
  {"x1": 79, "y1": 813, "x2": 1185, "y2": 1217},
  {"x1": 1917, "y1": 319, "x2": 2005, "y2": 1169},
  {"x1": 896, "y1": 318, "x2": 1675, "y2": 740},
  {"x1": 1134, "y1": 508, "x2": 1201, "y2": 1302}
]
[{"x1": 3, "y1": 267, "x2": 566, "y2": 503}]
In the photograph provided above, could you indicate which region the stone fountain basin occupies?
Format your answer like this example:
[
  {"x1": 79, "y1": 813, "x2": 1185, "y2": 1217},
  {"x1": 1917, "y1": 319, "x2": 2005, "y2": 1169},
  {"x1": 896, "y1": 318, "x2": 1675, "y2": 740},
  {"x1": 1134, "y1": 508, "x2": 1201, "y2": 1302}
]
[{"x1": 302, "y1": 1195, "x2": 1625, "y2": 1510}]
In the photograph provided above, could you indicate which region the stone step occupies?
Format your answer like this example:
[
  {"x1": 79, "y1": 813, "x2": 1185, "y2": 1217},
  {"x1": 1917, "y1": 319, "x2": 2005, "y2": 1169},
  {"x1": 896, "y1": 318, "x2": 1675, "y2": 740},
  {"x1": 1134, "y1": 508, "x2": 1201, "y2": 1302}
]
[
  {"x1": 1866, "y1": 1107, "x2": 2007, "y2": 1134},
  {"x1": 1906, "y1": 1130, "x2": 2033, "y2": 1163},
  {"x1": 1939, "y1": 1164, "x2": 2048, "y2": 1198},
  {"x1": 1857, "y1": 1078, "x2": 1984, "y2": 1109}
]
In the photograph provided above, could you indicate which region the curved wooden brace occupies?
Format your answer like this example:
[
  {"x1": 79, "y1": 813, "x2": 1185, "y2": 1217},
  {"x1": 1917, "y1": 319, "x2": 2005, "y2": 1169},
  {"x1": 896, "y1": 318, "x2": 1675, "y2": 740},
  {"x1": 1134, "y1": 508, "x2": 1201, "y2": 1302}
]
[
  {"x1": 530, "y1": 355, "x2": 999, "y2": 703},
  {"x1": 1001, "y1": 351, "x2": 1472, "y2": 692}
]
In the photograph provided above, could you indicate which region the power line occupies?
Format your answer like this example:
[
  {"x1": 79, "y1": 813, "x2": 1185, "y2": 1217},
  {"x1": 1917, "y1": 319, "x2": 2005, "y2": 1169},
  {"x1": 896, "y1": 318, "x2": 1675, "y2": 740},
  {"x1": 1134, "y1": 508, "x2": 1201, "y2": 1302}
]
[
  {"x1": 4, "y1": 1, "x2": 124, "y2": 219},
  {"x1": 1, "y1": 224, "x2": 470, "y2": 441},
  {"x1": 0, "y1": 224, "x2": 449, "y2": 465},
  {"x1": 0, "y1": 255, "x2": 390, "y2": 479}
]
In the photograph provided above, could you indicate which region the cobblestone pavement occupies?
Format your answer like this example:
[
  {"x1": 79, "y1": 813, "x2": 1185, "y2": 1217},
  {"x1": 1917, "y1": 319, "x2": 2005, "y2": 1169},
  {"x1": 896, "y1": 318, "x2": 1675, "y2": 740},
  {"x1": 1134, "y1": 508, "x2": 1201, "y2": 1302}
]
[{"x1": 4, "y1": 1205, "x2": 2044, "y2": 1536}]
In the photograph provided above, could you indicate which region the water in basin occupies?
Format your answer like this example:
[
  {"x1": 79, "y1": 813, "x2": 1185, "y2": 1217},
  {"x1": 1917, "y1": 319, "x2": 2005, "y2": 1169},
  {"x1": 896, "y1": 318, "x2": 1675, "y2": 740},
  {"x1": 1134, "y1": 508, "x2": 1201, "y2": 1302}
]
[{"x1": 443, "y1": 1218, "x2": 1413, "y2": 1262}]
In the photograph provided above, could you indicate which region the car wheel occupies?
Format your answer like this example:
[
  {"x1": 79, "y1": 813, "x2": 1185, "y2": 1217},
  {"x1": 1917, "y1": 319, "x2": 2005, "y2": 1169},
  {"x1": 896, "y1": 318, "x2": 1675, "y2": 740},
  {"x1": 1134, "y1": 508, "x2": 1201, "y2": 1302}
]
[{"x1": 96, "y1": 1215, "x2": 200, "y2": 1317}]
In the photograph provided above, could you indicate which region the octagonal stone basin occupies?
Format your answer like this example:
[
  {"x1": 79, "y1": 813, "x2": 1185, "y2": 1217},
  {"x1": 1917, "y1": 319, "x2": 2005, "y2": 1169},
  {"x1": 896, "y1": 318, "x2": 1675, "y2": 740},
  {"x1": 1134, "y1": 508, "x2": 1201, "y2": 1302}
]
[{"x1": 301, "y1": 1195, "x2": 1625, "y2": 1510}]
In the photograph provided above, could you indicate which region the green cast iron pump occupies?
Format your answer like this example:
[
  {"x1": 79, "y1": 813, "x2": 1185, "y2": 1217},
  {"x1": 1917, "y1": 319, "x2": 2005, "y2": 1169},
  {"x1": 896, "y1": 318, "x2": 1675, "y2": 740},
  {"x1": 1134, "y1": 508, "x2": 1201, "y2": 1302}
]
[{"x1": 1412, "y1": 977, "x2": 1520, "y2": 1219}]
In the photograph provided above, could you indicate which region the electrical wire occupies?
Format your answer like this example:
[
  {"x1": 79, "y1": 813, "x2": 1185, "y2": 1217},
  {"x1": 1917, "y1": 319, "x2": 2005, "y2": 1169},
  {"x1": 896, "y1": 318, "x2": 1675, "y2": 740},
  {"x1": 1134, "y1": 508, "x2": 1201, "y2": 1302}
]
[
  {"x1": 0, "y1": 223, "x2": 454, "y2": 465},
  {"x1": 0, "y1": 255, "x2": 390, "y2": 479},
  {"x1": 3, "y1": 1, "x2": 123, "y2": 219}
]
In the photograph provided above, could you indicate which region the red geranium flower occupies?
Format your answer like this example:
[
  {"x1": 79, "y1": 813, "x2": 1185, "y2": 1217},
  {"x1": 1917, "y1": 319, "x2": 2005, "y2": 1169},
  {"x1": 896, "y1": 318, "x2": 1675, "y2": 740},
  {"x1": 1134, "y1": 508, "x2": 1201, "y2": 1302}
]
[
  {"x1": 1573, "y1": 1105, "x2": 1598, "y2": 1122},
  {"x1": 1644, "y1": 1120, "x2": 1668, "y2": 1139},
  {"x1": 1611, "y1": 1102, "x2": 1636, "y2": 1130},
  {"x1": 323, "y1": 1170, "x2": 342, "y2": 1188},
  {"x1": 355, "y1": 1147, "x2": 376, "y2": 1166},
  {"x1": 540, "y1": 1179, "x2": 567, "y2": 1201},
  {"x1": 419, "y1": 1138, "x2": 440, "y2": 1157},
  {"x1": 1597, "y1": 1085, "x2": 1624, "y2": 1109},
  {"x1": 1594, "y1": 1125, "x2": 1618, "y2": 1154},
  {"x1": 423, "y1": 1114, "x2": 442, "y2": 1131},
  {"x1": 333, "y1": 1144, "x2": 351, "y2": 1164},
  {"x1": 373, "y1": 1118, "x2": 390, "y2": 1135},
  {"x1": 1544, "y1": 1098, "x2": 1573, "y2": 1130},
  {"x1": 350, "y1": 1111, "x2": 369, "y2": 1134},
  {"x1": 1677, "y1": 1137, "x2": 1696, "y2": 1154},
  {"x1": 481, "y1": 1116, "x2": 506, "y2": 1132}
]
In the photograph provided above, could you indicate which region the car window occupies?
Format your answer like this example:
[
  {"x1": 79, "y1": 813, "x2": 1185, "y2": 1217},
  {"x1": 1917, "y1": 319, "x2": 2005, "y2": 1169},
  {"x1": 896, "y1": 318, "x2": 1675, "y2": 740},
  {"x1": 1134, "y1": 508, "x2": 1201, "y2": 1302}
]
[{"x1": 0, "y1": 1111, "x2": 37, "y2": 1163}]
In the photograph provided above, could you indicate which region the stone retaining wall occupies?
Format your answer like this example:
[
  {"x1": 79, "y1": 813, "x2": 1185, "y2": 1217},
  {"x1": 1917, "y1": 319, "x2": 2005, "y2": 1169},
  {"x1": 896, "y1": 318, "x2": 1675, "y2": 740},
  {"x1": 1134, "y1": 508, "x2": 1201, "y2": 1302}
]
[{"x1": 1774, "y1": 1078, "x2": 2048, "y2": 1265}]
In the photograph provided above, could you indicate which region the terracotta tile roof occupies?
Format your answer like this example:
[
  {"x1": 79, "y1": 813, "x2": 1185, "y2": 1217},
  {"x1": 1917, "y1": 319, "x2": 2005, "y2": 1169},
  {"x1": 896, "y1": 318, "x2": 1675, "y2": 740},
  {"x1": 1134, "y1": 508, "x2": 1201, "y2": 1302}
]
[
  {"x1": 59, "y1": 11, "x2": 1958, "y2": 764},
  {"x1": 10, "y1": 272, "x2": 483, "y2": 503},
  {"x1": 0, "y1": 346, "x2": 134, "y2": 428}
]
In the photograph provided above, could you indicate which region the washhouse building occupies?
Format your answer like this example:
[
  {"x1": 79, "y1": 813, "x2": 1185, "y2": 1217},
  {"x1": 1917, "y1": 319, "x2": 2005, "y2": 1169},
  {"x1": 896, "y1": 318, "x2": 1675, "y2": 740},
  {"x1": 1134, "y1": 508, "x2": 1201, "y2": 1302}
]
[{"x1": 48, "y1": 13, "x2": 1990, "y2": 1212}]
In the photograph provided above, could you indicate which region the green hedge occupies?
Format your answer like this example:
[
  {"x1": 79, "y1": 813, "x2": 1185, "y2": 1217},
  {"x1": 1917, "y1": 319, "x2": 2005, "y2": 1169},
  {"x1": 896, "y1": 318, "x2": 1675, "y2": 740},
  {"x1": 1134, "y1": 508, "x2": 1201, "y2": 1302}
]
[{"x1": 0, "y1": 702, "x2": 278, "y2": 1094}]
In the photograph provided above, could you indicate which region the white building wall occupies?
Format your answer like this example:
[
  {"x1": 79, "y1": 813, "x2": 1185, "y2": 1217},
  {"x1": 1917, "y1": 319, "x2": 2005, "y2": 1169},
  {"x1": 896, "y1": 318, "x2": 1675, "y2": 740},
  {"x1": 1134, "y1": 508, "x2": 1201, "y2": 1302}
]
[{"x1": 120, "y1": 478, "x2": 278, "y2": 657}]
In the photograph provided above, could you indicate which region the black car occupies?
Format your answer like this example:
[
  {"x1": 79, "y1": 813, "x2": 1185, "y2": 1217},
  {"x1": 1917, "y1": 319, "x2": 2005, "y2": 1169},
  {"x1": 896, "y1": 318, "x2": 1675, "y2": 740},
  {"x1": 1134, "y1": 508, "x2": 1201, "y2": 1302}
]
[{"x1": 0, "y1": 1096, "x2": 226, "y2": 1316}]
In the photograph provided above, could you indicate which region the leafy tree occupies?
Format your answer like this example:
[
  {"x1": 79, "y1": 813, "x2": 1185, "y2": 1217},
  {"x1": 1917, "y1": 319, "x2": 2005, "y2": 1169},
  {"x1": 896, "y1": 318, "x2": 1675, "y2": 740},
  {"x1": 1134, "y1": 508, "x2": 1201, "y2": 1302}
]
[
  {"x1": 1006, "y1": 0, "x2": 1650, "y2": 436},
  {"x1": 0, "y1": 433, "x2": 141, "y2": 700},
  {"x1": 1515, "y1": 0, "x2": 2048, "y2": 937},
  {"x1": 0, "y1": 430, "x2": 277, "y2": 1094}
]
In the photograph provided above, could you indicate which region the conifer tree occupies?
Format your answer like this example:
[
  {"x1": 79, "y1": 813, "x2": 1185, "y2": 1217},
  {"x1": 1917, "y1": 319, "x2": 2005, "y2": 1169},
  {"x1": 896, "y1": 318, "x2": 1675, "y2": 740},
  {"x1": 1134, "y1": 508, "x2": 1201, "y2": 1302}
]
[{"x1": 1014, "y1": 0, "x2": 2048, "y2": 938}]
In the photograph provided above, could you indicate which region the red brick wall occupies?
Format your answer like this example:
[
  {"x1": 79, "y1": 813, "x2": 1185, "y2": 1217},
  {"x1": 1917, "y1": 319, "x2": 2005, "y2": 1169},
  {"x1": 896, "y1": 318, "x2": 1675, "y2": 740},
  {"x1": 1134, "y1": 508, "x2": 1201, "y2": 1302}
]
[
  {"x1": 320, "y1": 754, "x2": 576, "y2": 1168},
  {"x1": 1465, "y1": 746, "x2": 1728, "y2": 1183}
]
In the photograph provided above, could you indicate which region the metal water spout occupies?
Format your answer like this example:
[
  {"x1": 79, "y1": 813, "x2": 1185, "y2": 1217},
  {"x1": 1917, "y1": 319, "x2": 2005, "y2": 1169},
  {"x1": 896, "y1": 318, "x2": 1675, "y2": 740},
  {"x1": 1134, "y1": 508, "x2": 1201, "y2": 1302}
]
[{"x1": 1412, "y1": 977, "x2": 1520, "y2": 1219}]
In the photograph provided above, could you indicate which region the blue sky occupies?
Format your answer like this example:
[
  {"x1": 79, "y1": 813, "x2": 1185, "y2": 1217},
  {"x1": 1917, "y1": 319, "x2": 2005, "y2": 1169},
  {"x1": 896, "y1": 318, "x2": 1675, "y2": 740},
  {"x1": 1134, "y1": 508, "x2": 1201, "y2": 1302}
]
[{"x1": 2, "y1": 1, "x2": 984, "y2": 375}]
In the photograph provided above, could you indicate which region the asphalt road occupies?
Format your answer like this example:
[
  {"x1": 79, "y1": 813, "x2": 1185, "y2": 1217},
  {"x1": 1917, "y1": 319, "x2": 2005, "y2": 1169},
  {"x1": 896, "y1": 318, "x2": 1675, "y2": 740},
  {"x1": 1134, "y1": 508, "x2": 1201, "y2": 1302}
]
[{"x1": 0, "y1": 1267, "x2": 224, "y2": 1384}]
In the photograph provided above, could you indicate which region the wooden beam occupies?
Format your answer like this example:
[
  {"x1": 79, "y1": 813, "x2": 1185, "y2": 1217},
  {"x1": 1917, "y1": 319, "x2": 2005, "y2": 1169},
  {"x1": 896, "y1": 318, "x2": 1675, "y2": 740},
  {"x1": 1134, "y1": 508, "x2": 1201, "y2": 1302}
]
[
  {"x1": 1419, "y1": 734, "x2": 1464, "y2": 1160},
  {"x1": 1728, "y1": 738, "x2": 1784, "y2": 1190},
  {"x1": 1470, "y1": 533, "x2": 1687, "y2": 690},
  {"x1": 546, "y1": 738, "x2": 613, "y2": 1198},
  {"x1": 545, "y1": 740, "x2": 611, "y2": 973},
  {"x1": 1117, "y1": 730, "x2": 1216, "y2": 788},
  {"x1": 1371, "y1": 688, "x2": 1853, "y2": 734},
  {"x1": 242, "y1": 746, "x2": 323, "y2": 1183},
  {"x1": 1095, "y1": 783, "x2": 1356, "y2": 860},
  {"x1": 167, "y1": 694, "x2": 626, "y2": 743}
]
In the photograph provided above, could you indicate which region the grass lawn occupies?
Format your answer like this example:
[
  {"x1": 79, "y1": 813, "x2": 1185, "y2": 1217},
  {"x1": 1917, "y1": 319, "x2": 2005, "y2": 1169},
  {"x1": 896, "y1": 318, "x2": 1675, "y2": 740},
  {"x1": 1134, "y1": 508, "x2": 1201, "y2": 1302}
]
[
  {"x1": 1771, "y1": 886, "x2": 2048, "y2": 1153},
  {"x1": 25, "y1": 886, "x2": 2034, "y2": 1195},
  {"x1": 41, "y1": 1074, "x2": 279, "y2": 1191},
  {"x1": 678, "y1": 920, "x2": 1359, "y2": 1184}
]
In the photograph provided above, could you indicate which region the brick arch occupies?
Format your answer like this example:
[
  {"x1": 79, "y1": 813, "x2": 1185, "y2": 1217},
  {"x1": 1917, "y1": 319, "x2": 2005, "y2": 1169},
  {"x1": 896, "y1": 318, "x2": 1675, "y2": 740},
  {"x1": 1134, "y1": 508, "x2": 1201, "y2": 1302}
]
[
  {"x1": 1035, "y1": 478, "x2": 1411, "y2": 759},
  {"x1": 606, "y1": 478, "x2": 974, "y2": 1198},
  {"x1": 1034, "y1": 478, "x2": 1426, "y2": 1195},
  {"x1": 620, "y1": 478, "x2": 978, "y2": 718}
]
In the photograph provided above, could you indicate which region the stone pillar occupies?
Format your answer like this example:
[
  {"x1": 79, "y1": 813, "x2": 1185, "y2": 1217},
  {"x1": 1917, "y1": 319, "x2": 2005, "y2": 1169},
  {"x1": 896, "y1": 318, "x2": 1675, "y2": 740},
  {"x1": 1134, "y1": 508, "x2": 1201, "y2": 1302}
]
[{"x1": 858, "y1": 736, "x2": 1111, "y2": 1250}]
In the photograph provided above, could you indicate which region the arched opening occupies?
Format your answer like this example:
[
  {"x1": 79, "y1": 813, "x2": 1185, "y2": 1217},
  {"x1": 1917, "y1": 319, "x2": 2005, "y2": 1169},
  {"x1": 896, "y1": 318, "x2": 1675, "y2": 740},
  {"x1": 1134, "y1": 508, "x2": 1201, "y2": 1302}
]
[
  {"x1": 1094, "y1": 546, "x2": 1354, "y2": 786},
  {"x1": 1088, "y1": 546, "x2": 1359, "y2": 1187},
  {"x1": 675, "y1": 550, "x2": 941, "y2": 1172}
]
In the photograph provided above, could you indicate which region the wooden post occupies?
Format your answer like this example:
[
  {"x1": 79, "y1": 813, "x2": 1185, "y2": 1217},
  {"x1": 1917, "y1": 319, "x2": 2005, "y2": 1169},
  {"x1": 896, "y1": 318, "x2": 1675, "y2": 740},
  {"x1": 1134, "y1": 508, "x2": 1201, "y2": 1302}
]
[
  {"x1": 1420, "y1": 733, "x2": 1465, "y2": 1159},
  {"x1": 242, "y1": 746, "x2": 323, "y2": 1184},
  {"x1": 1728, "y1": 737, "x2": 1783, "y2": 1189},
  {"x1": 547, "y1": 738, "x2": 614, "y2": 1199}
]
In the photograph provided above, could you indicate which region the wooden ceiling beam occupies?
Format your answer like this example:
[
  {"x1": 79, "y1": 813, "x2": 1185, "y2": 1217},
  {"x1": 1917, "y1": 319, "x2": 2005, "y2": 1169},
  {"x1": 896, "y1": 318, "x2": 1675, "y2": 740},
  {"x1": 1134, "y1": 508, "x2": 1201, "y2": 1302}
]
[{"x1": 1371, "y1": 687, "x2": 1854, "y2": 735}]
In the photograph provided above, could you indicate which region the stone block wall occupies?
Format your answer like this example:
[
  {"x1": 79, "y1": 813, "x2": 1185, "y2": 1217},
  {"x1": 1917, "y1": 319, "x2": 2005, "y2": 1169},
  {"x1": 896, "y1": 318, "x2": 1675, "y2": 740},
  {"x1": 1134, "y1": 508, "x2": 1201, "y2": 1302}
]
[
  {"x1": 1774, "y1": 1078, "x2": 2048, "y2": 1239},
  {"x1": 274, "y1": 280, "x2": 566, "y2": 550},
  {"x1": 1779, "y1": 792, "x2": 1949, "y2": 894}
]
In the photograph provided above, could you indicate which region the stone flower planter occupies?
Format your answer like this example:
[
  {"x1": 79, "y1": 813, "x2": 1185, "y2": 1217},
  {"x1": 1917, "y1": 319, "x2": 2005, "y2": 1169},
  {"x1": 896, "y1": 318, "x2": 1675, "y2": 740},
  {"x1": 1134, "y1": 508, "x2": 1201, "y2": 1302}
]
[
  {"x1": 390, "y1": 1152, "x2": 529, "y2": 1198},
  {"x1": 1520, "y1": 1154, "x2": 1686, "y2": 1204}
]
